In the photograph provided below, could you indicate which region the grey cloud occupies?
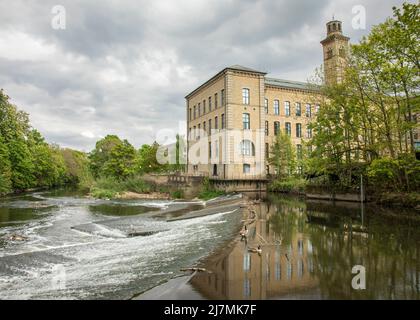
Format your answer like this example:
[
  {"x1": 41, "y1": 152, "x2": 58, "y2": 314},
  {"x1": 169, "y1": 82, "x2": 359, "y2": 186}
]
[{"x1": 0, "y1": 0, "x2": 414, "y2": 151}]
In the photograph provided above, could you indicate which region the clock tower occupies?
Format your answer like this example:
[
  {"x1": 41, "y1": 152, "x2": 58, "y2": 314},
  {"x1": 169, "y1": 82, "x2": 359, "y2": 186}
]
[{"x1": 321, "y1": 20, "x2": 350, "y2": 85}]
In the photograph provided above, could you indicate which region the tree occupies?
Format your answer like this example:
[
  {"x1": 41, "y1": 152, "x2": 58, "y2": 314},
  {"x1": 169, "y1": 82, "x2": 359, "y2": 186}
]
[
  {"x1": 102, "y1": 139, "x2": 136, "y2": 179},
  {"x1": 308, "y1": 2, "x2": 419, "y2": 190},
  {"x1": 89, "y1": 135, "x2": 136, "y2": 179},
  {"x1": 0, "y1": 135, "x2": 11, "y2": 194},
  {"x1": 61, "y1": 148, "x2": 92, "y2": 187},
  {"x1": 136, "y1": 142, "x2": 164, "y2": 173},
  {"x1": 269, "y1": 131, "x2": 297, "y2": 179}
]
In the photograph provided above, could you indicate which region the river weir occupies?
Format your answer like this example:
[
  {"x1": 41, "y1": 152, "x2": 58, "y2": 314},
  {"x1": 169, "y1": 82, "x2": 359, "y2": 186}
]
[
  {"x1": 1, "y1": 190, "x2": 420, "y2": 300},
  {"x1": 0, "y1": 190, "x2": 244, "y2": 299}
]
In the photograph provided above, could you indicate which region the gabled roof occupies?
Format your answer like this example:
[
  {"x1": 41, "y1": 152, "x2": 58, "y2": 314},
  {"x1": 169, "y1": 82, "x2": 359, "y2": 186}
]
[{"x1": 265, "y1": 77, "x2": 319, "y2": 92}]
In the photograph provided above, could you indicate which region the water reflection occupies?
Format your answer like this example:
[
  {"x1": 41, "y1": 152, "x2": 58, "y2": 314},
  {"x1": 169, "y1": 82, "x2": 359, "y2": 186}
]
[{"x1": 190, "y1": 195, "x2": 420, "y2": 300}]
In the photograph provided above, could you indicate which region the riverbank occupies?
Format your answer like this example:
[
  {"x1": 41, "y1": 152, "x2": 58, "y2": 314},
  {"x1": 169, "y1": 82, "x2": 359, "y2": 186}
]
[{"x1": 267, "y1": 178, "x2": 420, "y2": 210}]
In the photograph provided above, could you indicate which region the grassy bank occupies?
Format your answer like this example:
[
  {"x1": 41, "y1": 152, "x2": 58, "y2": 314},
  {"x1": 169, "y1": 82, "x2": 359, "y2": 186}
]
[
  {"x1": 89, "y1": 176, "x2": 188, "y2": 200},
  {"x1": 90, "y1": 176, "x2": 166, "y2": 199}
]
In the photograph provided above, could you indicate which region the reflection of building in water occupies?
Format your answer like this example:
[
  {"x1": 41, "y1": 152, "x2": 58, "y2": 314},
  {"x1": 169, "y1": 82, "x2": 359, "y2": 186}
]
[{"x1": 190, "y1": 201, "x2": 318, "y2": 299}]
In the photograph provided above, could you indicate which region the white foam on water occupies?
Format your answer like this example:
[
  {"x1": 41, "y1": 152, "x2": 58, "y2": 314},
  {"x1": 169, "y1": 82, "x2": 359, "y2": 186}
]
[{"x1": 0, "y1": 201, "x2": 240, "y2": 299}]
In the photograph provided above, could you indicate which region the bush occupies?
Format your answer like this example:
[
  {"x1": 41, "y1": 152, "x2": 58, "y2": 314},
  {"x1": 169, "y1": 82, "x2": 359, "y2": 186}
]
[
  {"x1": 367, "y1": 156, "x2": 420, "y2": 192},
  {"x1": 171, "y1": 189, "x2": 184, "y2": 199},
  {"x1": 121, "y1": 176, "x2": 153, "y2": 193},
  {"x1": 268, "y1": 177, "x2": 307, "y2": 194},
  {"x1": 198, "y1": 189, "x2": 226, "y2": 200},
  {"x1": 90, "y1": 187, "x2": 118, "y2": 199},
  {"x1": 197, "y1": 177, "x2": 226, "y2": 200}
]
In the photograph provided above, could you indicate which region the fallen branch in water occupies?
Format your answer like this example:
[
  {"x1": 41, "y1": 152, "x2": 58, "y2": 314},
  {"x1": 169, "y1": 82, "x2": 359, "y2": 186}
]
[{"x1": 180, "y1": 267, "x2": 212, "y2": 273}]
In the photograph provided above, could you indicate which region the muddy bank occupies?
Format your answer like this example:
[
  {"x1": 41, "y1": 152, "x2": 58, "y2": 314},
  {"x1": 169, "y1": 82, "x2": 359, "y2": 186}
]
[{"x1": 116, "y1": 191, "x2": 171, "y2": 200}]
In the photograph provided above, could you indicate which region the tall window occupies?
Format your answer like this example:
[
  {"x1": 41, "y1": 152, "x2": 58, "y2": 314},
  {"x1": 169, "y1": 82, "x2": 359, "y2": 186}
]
[
  {"x1": 215, "y1": 116, "x2": 218, "y2": 129},
  {"x1": 193, "y1": 106, "x2": 196, "y2": 119},
  {"x1": 203, "y1": 100, "x2": 206, "y2": 114},
  {"x1": 221, "y1": 114, "x2": 225, "y2": 129},
  {"x1": 327, "y1": 48, "x2": 333, "y2": 59},
  {"x1": 284, "y1": 101, "x2": 290, "y2": 116},
  {"x1": 285, "y1": 122, "x2": 291, "y2": 136},
  {"x1": 315, "y1": 105, "x2": 320, "y2": 114},
  {"x1": 243, "y1": 164, "x2": 251, "y2": 174},
  {"x1": 265, "y1": 143, "x2": 269, "y2": 159},
  {"x1": 306, "y1": 127, "x2": 312, "y2": 138},
  {"x1": 242, "y1": 88, "x2": 250, "y2": 105},
  {"x1": 265, "y1": 121, "x2": 269, "y2": 136},
  {"x1": 264, "y1": 98, "x2": 268, "y2": 114},
  {"x1": 274, "y1": 121, "x2": 280, "y2": 135},
  {"x1": 193, "y1": 126, "x2": 196, "y2": 139},
  {"x1": 203, "y1": 121, "x2": 206, "y2": 133},
  {"x1": 197, "y1": 124, "x2": 201, "y2": 139},
  {"x1": 274, "y1": 100, "x2": 280, "y2": 115},
  {"x1": 198, "y1": 103, "x2": 201, "y2": 117},
  {"x1": 221, "y1": 89, "x2": 225, "y2": 106},
  {"x1": 215, "y1": 93, "x2": 218, "y2": 108},
  {"x1": 209, "y1": 142, "x2": 212, "y2": 159},
  {"x1": 243, "y1": 113, "x2": 250, "y2": 129},
  {"x1": 305, "y1": 104, "x2": 311, "y2": 117},
  {"x1": 295, "y1": 102, "x2": 301, "y2": 116},
  {"x1": 307, "y1": 145, "x2": 313, "y2": 154},
  {"x1": 208, "y1": 119, "x2": 212, "y2": 135},
  {"x1": 189, "y1": 108, "x2": 192, "y2": 120},
  {"x1": 297, "y1": 144, "x2": 302, "y2": 159},
  {"x1": 296, "y1": 123, "x2": 302, "y2": 138},
  {"x1": 209, "y1": 97, "x2": 212, "y2": 110},
  {"x1": 240, "y1": 140, "x2": 255, "y2": 156}
]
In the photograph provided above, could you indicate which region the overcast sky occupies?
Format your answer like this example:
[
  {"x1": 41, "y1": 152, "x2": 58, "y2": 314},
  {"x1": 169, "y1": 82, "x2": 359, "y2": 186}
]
[{"x1": 0, "y1": 0, "x2": 414, "y2": 151}]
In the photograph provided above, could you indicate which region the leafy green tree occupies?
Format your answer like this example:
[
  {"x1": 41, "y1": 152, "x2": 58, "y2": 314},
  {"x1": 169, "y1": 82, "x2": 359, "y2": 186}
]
[
  {"x1": 0, "y1": 135, "x2": 11, "y2": 194},
  {"x1": 89, "y1": 135, "x2": 136, "y2": 179},
  {"x1": 269, "y1": 130, "x2": 297, "y2": 179},
  {"x1": 136, "y1": 142, "x2": 164, "y2": 173},
  {"x1": 7, "y1": 138, "x2": 35, "y2": 190},
  {"x1": 308, "y1": 2, "x2": 419, "y2": 191},
  {"x1": 61, "y1": 148, "x2": 92, "y2": 187},
  {"x1": 102, "y1": 139, "x2": 136, "y2": 179}
]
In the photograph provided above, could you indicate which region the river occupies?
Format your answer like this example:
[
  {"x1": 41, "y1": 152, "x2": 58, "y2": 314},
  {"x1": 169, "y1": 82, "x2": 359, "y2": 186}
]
[{"x1": 1, "y1": 190, "x2": 419, "y2": 300}]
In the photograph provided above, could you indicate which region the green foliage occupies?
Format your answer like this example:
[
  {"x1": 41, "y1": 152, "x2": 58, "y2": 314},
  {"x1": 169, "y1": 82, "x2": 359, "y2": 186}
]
[
  {"x1": 0, "y1": 135, "x2": 11, "y2": 194},
  {"x1": 268, "y1": 177, "x2": 307, "y2": 194},
  {"x1": 60, "y1": 148, "x2": 93, "y2": 189},
  {"x1": 269, "y1": 130, "x2": 297, "y2": 178},
  {"x1": 89, "y1": 175, "x2": 156, "y2": 199},
  {"x1": 0, "y1": 89, "x2": 92, "y2": 194},
  {"x1": 171, "y1": 189, "x2": 184, "y2": 199},
  {"x1": 368, "y1": 155, "x2": 420, "y2": 192},
  {"x1": 198, "y1": 177, "x2": 225, "y2": 200},
  {"x1": 89, "y1": 135, "x2": 136, "y2": 179},
  {"x1": 136, "y1": 142, "x2": 166, "y2": 174},
  {"x1": 308, "y1": 2, "x2": 419, "y2": 192}
]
